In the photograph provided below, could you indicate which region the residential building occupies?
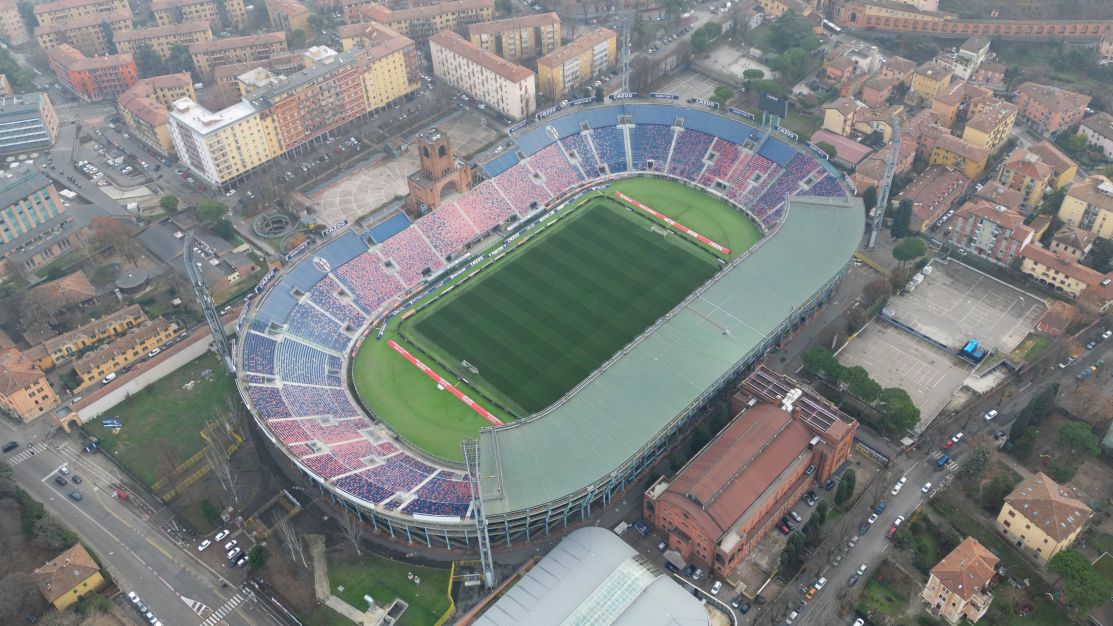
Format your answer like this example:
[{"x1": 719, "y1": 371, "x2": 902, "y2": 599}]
[
  {"x1": 879, "y1": 55, "x2": 916, "y2": 85},
  {"x1": 359, "y1": 0, "x2": 493, "y2": 44},
  {"x1": 0, "y1": 0, "x2": 31, "y2": 46},
  {"x1": 755, "y1": 0, "x2": 813, "y2": 18},
  {"x1": 38, "y1": 304, "x2": 147, "y2": 369},
  {"x1": 971, "y1": 61, "x2": 1006, "y2": 90},
  {"x1": 0, "y1": 348, "x2": 59, "y2": 421},
  {"x1": 921, "y1": 537, "x2": 998, "y2": 625},
  {"x1": 860, "y1": 74, "x2": 896, "y2": 107},
  {"x1": 33, "y1": 545, "x2": 104, "y2": 611},
  {"x1": 73, "y1": 317, "x2": 177, "y2": 388},
  {"x1": 997, "y1": 472, "x2": 1092, "y2": 563},
  {"x1": 835, "y1": 1, "x2": 1112, "y2": 41},
  {"x1": 268, "y1": 0, "x2": 311, "y2": 34},
  {"x1": 908, "y1": 61, "x2": 952, "y2": 104},
  {"x1": 975, "y1": 182, "x2": 1025, "y2": 213},
  {"x1": 0, "y1": 167, "x2": 67, "y2": 248},
  {"x1": 930, "y1": 80, "x2": 991, "y2": 129},
  {"x1": 1015, "y1": 82, "x2": 1091, "y2": 135},
  {"x1": 822, "y1": 98, "x2": 866, "y2": 137},
  {"x1": 1080, "y1": 112, "x2": 1113, "y2": 161},
  {"x1": 115, "y1": 21, "x2": 212, "y2": 57},
  {"x1": 810, "y1": 129, "x2": 874, "y2": 169},
  {"x1": 34, "y1": 11, "x2": 134, "y2": 57},
  {"x1": 643, "y1": 367, "x2": 856, "y2": 579},
  {"x1": 467, "y1": 12, "x2": 560, "y2": 64},
  {"x1": 1020, "y1": 241, "x2": 1113, "y2": 303},
  {"x1": 536, "y1": 27, "x2": 617, "y2": 101},
  {"x1": 997, "y1": 146, "x2": 1052, "y2": 211},
  {"x1": 930, "y1": 134, "x2": 988, "y2": 179},
  {"x1": 118, "y1": 73, "x2": 195, "y2": 156},
  {"x1": 1036, "y1": 300, "x2": 1077, "y2": 337},
  {"x1": 1049, "y1": 224, "x2": 1093, "y2": 261},
  {"x1": 0, "y1": 93, "x2": 59, "y2": 156},
  {"x1": 210, "y1": 52, "x2": 303, "y2": 106},
  {"x1": 48, "y1": 45, "x2": 139, "y2": 101},
  {"x1": 152, "y1": 0, "x2": 247, "y2": 30},
  {"x1": 945, "y1": 199, "x2": 1033, "y2": 265},
  {"x1": 1058, "y1": 175, "x2": 1113, "y2": 240},
  {"x1": 1101, "y1": 32, "x2": 1113, "y2": 65},
  {"x1": 952, "y1": 36, "x2": 989, "y2": 80},
  {"x1": 32, "y1": 0, "x2": 130, "y2": 26},
  {"x1": 1028, "y1": 140, "x2": 1077, "y2": 190},
  {"x1": 897, "y1": 165, "x2": 968, "y2": 230},
  {"x1": 963, "y1": 97, "x2": 1017, "y2": 153},
  {"x1": 430, "y1": 31, "x2": 535, "y2": 120},
  {"x1": 189, "y1": 32, "x2": 288, "y2": 80},
  {"x1": 28, "y1": 270, "x2": 96, "y2": 310}
]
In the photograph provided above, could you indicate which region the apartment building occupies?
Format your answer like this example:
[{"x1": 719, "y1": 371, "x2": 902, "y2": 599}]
[
  {"x1": 152, "y1": 0, "x2": 247, "y2": 29},
  {"x1": 73, "y1": 318, "x2": 177, "y2": 389},
  {"x1": 118, "y1": 73, "x2": 196, "y2": 156},
  {"x1": 1058, "y1": 175, "x2": 1113, "y2": 240},
  {"x1": 33, "y1": 545, "x2": 105, "y2": 611},
  {"x1": 32, "y1": 0, "x2": 130, "y2": 26},
  {"x1": 1015, "y1": 82, "x2": 1091, "y2": 135},
  {"x1": 921, "y1": 537, "x2": 998, "y2": 625},
  {"x1": 210, "y1": 52, "x2": 303, "y2": 106},
  {"x1": 189, "y1": 32, "x2": 288, "y2": 80},
  {"x1": 997, "y1": 146, "x2": 1052, "y2": 211},
  {"x1": 930, "y1": 134, "x2": 988, "y2": 179},
  {"x1": 0, "y1": 168, "x2": 66, "y2": 249},
  {"x1": 48, "y1": 45, "x2": 138, "y2": 101},
  {"x1": 644, "y1": 367, "x2": 856, "y2": 579},
  {"x1": 172, "y1": 37, "x2": 418, "y2": 185},
  {"x1": 268, "y1": 0, "x2": 311, "y2": 34},
  {"x1": 115, "y1": 21, "x2": 213, "y2": 57},
  {"x1": 34, "y1": 11, "x2": 134, "y2": 57},
  {"x1": 756, "y1": 0, "x2": 813, "y2": 18},
  {"x1": 1020, "y1": 240, "x2": 1113, "y2": 302},
  {"x1": 0, "y1": 348, "x2": 59, "y2": 421},
  {"x1": 0, "y1": 0, "x2": 30, "y2": 46},
  {"x1": 964, "y1": 98, "x2": 1017, "y2": 154},
  {"x1": 429, "y1": 31, "x2": 534, "y2": 120},
  {"x1": 359, "y1": 0, "x2": 493, "y2": 44},
  {"x1": 908, "y1": 61, "x2": 952, "y2": 104},
  {"x1": 1080, "y1": 112, "x2": 1113, "y2": 160},
  {"x1": 879, "y1": 55, "x2": 916, "y2": 85},
  {"x1": 859, "y1": 74, "x2": 896, "y2": 107},
  {"x1": 38, "y1": 304, "x2": 147, "y2": 369},
  {"x1": 467, "y1": 13, "x2": 560, "y2": 64},
  {"x1": 944, "y1": 199, "x2": 1033, "y2": 265},
  {"x1": 997, "y1": 472, "x2": 1092, "y2": 564},
  {"x1": 536, "y1": 27, "x2": 616, "y2": 101},
  {"x1": 952, "y1": 36, "x2": 989, "y2": 81},
  {"x1": 0, "y1": 93, "x2": 60, "y2": 156}
]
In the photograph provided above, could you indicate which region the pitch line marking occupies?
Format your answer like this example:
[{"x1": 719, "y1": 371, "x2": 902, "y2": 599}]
[{"x1": 386, "y1": 340, "x2": 503, "y2": 426}]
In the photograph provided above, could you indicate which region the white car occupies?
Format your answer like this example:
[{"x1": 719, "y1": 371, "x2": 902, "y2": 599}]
[
  {"x1": 892, "y1": 515, "x2": 905, "y2": 528},
  {"x1": 952, "y1": 432, "x2": 964, "y2": 444},
  {"x1": 127, "y1": 591, "x2": 141, "y2": 605},
  {"x1": 984, "y1": 409, "x2": 998, "y2": 421},
  {"x1": 890, "y1": 477, "x2": 907, "y2": 495},
  {"x1": 147, "y1": 348, "x2": 161, "y2": 358},
  {"x1": 214, "y1": 529, "x2": 230, "y2": 541},
  {"x1": 922, "y1": 482, "x2": 933, "y2": 493},
  {"x1": 223, "y1": 539, "x2": 238, "y2": 551},
  {"x1": 711, "y1": 580, "x2": 722, "y2": 595},
  {"x1": 814, "y1": 577, "x2": 827, "y2": 591},
  {"x1": 856, "y1": 564, "x2": 867, "y2": 576},
  {"x1": 854, "y1": 620, "x2": 865, "y2": 626},
  {"x1": 867, "y1": 513, "x2": 878, "y2": 524},
  {"x1": 198, "y1": 540, "x2": 212, "y2": 551}
]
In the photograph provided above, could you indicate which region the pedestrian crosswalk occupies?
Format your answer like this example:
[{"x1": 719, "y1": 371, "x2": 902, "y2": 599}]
[
  {"x1": 200, "y1": 593, "x2": 244, "y2": 626},
  {"x1": 7, "y1": 443, "x2": 47, "y2": 465}
]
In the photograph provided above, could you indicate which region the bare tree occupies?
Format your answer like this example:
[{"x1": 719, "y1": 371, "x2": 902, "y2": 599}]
[
  {"x1": 274, "y1": 516, "x2": 308, "y2": 567},
  {"x1": 204, "y1": 417, "x2": 241, "y2": 503},
  {"x1": 0, "y1": 572, "x2": 40, "y2": 623},
  {"x1": 338, "y1": 506, "x2": 364, "y2": 556},
  {"x1": 1065, "y1": 381, "x2": 1113, "y2": 428}
]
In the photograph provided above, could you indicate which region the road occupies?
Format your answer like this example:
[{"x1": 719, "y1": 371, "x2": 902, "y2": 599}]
[{"x1": 0, "y1": 419, "x2": 289, "y2": 626}]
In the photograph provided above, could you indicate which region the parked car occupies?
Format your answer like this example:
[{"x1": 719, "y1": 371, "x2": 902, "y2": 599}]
[
  {"x1": 198, "y1": 540, "x2": 212, "y2": 551},
  {"x1": 711, "y1": 580, "x2": 722, "y2": 595},
  {"x1": 867, "y1": 513, "x2": 879, "y2": 525},
  {"x1": 824, "y1": 478, "x2": 836, "y2": 491},
  {"x1": 53, "y1": 475, "x2": 67, "y2": 486},
  {"x1": 937, "y1": 454, "x2": 951, "y2": 468},
  {"x1": 984, "y1": 409, "x2": 998, "y2": 420},
  {"x1": 848, "y1": 574, "x2": 860, "y2": 586},
  {"x1": 2, "y1": 441, "x2": 18, "y2": 453},
  {"x1": 873, "y1": 501, "x2": 886, "y2": 514},
  {"x1": 922, "y1": 482, "x2": 933, "y2": 493},
  {"x1": 69, "y1": 491, "x2": 82, "y2": 501}
]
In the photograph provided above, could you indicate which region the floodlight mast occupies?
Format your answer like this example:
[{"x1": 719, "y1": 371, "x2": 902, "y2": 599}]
[{"x1": 184, "y1": 232, "x2": 236, "y2": 373}]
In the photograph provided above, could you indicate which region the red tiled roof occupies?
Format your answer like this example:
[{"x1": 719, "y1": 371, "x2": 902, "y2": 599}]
[{"x1": 931, "y1": 537, "x2": 998, "y2": 601}]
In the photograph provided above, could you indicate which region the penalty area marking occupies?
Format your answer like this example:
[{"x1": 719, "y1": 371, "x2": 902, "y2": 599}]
[
  {"x1": 387, "y1": 340, "x2": 504, "y2": 426},
  {"x1": 614, "y1": 191, "x2": 731, "y2": 256}
]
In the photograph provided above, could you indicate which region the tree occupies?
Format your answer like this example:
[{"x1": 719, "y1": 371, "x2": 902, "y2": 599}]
[
  {"x1": 160, "y1": 195, "x2": 179, "y2": 213},
  {"x1": 877, "y1": 387, "x2": 920, "y2": 433},
  {"x1": 980, "y1": 473, "x2": 1016, "y2": 512},
  {"x1": 1012, "y1": 426, "x2": 1039, "y2": 457},
  {"x1": 494, "y1": 0, "x2": 513, "y2": 15},
  {"x1": 132, "y1": 44, "x2": 166, "y2": 77},
  {"x1": 1058, "y1": 421, "x2": 1099, "y2": 455},
  {"x1": 248, "y1": 545, "x2": 267, "y2": 572},
  {"x1": 1084, "y1": 238, "x2": 1113, "y2": 273},
  {"x1": 663, "y1": 0, "x2": 686, "y2": 17},
  {"x1": 1055, "y1": 132, "x2": 1090, "y2": 157},
  {"x1": 743, "y1": 69, "x2": 765, "y2": 81},
  {"x1": 691, "y1": 22, "x2": 722, "y2": 53},
  {"x1": 197, "y1": 200, "x2": 229, "y2": 223},
  {"x1": 862, "y1": 185, "x2": 877, "y2": 217},
  {"x1": 890, "y1": 199, "x2": 913, "y2": 239},
  {"x1": 1050, "y1": 550, "x2": 1111, "y2": 613},
  {"x1": 749, "y1": 79, "x2": 786, "y2": 98},
  {"x1": 91, "y1": 215, "x2": 140, "y2": 267},
  {"x1": 711, "y1": 85, "x2": 734, "y2": 107},
  {"x1": 892, "y1": 237, "x2": 927, "y2": 267},
  {"x1": 835, "y1": 469, "x2": 856, "y2": 505},
  {"x1": 770, "y1": 47, "x2": 811, "y2": 83},
  {"x1": 1067, "y1": 381, "x2": 1113, "y2": 427},
  {"x1": 959, "y1": 446, "x2": 990, "y2": 479},
  {"x1": 274, "y1": 517, "x2": 307, "y2": 567},
  {"x1": 813, "y1": 500, "x2": 829, "y2": 525},
  {"x1": 338, "y1": 506, "x2": 364, "y2": 556},
  {"x1": 843, "y1": 365, "x2": 882, "y2": 403},
  {"x1": 770, "y1": 11, "x2": 819, "y2": 52},
  {"x1": 165, "y1": 44, "x2": 194, "y2": 75},
  {"x1": 17, "y1": 1, "x2": 35, "y2": 29},
  {"x1": 288, "y1": 29, "x2": 307, "y2": 49},
  {"x1": 815, "y1": 141, "x2": 836, "y2": 159},
  {"x1": 801, "y1": 346, "x2": 843, "y2": 380}
]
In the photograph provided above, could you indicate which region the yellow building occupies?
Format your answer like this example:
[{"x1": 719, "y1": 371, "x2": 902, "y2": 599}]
[
  {"x1": 152, "y1": 0, "x2": 247, "y2": 30},
  {"x1": 930, "y1": 134, "x2": 987, "y2": 179},
  {"x1": 0, "y1": 0, "x2": 31, "y2": 46},
  {"x1": 963, "y1": 98, "x2": 1017, "y2": 153},
  {"x1": 115, "y1": 21, "x2": 212, "y2": 57},
  {"x1": 908, "y1": 61, "x2": 952, "y2": 105},
  {"x1": 33, "y1": 545, "x2": 104, "y2": 611},
  {"x1": 1020, "y1": 242, "x2": 1113, "y2": 302},
  {"x1": 118, "y1": 73, "x2": 196, "y2": 156},
  {"x1": 34, "y1": 11, "x2": 133, "y2": 57},
  {"x1": 361, "y1": 0, "x2": 493, "y2": 43},
  {"x1": 997, "y1": 146, "x2": 1052, "y2": 211},
  {"x1": 1029, "y1": 141, "x2": 1077, "y2": 191},
  {"x1": 921, "y1": 537, "x2": 998, "y2": 625},
  {"x1": 756, "y1": 0, "x2": 812, "y2": 18},
  {"x1": 189, "y1": 32, "x2": 289, "y2": 80},
  {"x1": 73, "y1": 317, "x2": 177, "y2": 388},
  {"x1": 996, "y1": 472, "x2": 1091, "y2": 564},
  {"x1": 468, "y1": 13, "x2": 560, "y2": 63},
  {"x1": 1057, "y1": 175, "x2": 1113, "y2": 240},
  {"x1": 536, "y1": 27, "x2": 617, "y2": 101},
  {"x1": 39, "y1": 303, "x2": 148, "y2": 370},
  {"x1": 0, "y1": 348, "x2": 60, "y2": 422},
  {"x1": 32, "y1": 0, "x2": 130, "y2": 26},
  {"x1": 268, "y1": 0, "x2": 311, "y2": 35}
]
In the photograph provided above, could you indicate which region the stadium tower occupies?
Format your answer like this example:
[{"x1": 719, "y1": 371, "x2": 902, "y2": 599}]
[
  {"x1": 184, "y1": 233, "x2": 236, "y2": 373},
  {"x1": 406, "y1": 127, "x2": 472, "y2": 216}
]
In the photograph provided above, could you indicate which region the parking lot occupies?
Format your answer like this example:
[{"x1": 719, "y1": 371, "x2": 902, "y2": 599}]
[
  {"x1": 657, "y1": 70, "x2": 723, "y2": 101},
  {"x1": 887, "y1": 259, "x2": 1047, "y2": 354},
  {"x1": 838, "y1": 321, "x2": 975, "y2": 433}
]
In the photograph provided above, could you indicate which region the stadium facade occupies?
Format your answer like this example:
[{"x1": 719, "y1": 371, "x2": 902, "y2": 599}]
[{"x1": 235, "y1": 101, "x2": 864, "y2": 550}]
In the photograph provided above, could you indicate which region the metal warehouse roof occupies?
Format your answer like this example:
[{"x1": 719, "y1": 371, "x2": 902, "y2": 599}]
[{"x1": 478, "y1": 195, "x2": 864, "y2": 515}]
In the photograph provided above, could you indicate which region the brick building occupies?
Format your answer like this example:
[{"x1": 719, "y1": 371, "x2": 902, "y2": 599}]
[
  {"x1": 151, "y1": 0, "x2": 247, "y2": 30},
  {"x1": 1015, "y1": 82, "x2": 1091, "y2": 136},
  {"x1": 115, "y1": 21, "x2": 213, "y2": 57},
  {"x1": 921, "y1": 537, "x2": 998, "y2": 625},
  {"x1": 467, "y1": 12, "x2": 561, "y2": 64},
  {"x1": 944, "y1": 199, "x2": 1033, "y2": 265},
  {"x1": 48, "y1": 45, "x2": 139, "y2": 102},
  {"x1": 73, "y1": 317, "x2": 177, "y2": 389},
  {"x1": 0, "y1": 348, "x2": 60, "y2": 421},
  {"x1": 189, "y1": 32, "x2": 289, "y2": 80}
]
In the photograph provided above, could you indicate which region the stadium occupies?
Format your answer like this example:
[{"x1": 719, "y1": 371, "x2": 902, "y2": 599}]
[{"x1": 235, "y1": 101, "x2": 864, "y2": 550}]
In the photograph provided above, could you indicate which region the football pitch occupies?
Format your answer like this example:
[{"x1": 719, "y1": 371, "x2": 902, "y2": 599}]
[{"x1": 351, "y1": 177, "x2": 760, "y2": 459}]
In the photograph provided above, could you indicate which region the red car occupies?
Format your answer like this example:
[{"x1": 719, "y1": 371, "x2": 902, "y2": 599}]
[
  {"x1": 776, "y1": 521, "x2": 791, "y2": 535},
  {"x1": 942, "y1": 439, "x2": 955, "y2": 449}
]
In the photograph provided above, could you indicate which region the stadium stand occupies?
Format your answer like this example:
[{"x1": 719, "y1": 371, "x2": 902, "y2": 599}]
[
  {"x1": 242, "y1": 332, "x2": 277, "y2": 375},
  {"x1": 248, "y1": 385, "x2": 292, "y2": 420},
  {"x1": 630, "y1": 124, "x2": 674, "y2": 172},
  {"x1": 415, "y1": 203, "x2": 480, "y2": 258},
  {"x1": 308, "y1": 277, "x2": 366, "y2": 328},
  {"x1": 275, "y1": 339, "x2": 336, "y2": 385},
  {"x1": 560, "y1": 133, "x2": 600, "y2": 176},
  {"x1": 667, "y1": 129, "x2": 714, "y2": 181},
  {"x1": 590, "y1": 126, "x2": 628, "y2": 174},
  {"x1": 368, "y1": 213, "x2": 413, "y2": 244},
  {"x1": 286, "y1": 303, "x2": 350, "y2": 352},
  {"x1": 493, "y1": 161, "x2": 552, "y2": 215},
  {"x1": 751, "y1": 153, "x2": 823, "y2": 219},
  {"x1": 454, "y1": 180, "x2": 517, "y2": 233},
  {"x1": 333, "y1": 251, "x2": 405, "y2": 314},
  {"x1": 725, "y1": 154, "x2": 776, "y2": 204},
  {"x1": 808, "y1": 175, "x2": 846, "y2": 198},
  {"x1": 699, "y1": 138, "x2": 745, "y2": 186},
  {"x1": 527, "y1": 143, "x2": 584, "y2": 193},
  {"x1": 378, "y1": 227, "x2": 445, "y2": 287}
]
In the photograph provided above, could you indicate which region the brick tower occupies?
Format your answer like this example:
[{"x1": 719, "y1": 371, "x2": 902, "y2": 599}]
[{"x1": 406, "y1": 127, "x2": 471, "y2": 215}]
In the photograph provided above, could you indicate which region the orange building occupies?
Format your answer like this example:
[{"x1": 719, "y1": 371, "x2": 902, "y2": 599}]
[
  {"x1": 0, "y1": 348, "x2": 60, "y2": 422},
  {"x1": 48, "y1": 45, "x2": 138, "y2": 102},
  {"x1": 1015, "y1": 82, "x2": 1091, "y2": 136}
]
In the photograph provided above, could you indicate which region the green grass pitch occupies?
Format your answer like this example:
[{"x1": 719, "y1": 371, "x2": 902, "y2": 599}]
[{"x1": 351, "y1": 177, "x2": 760, "y2": 460}]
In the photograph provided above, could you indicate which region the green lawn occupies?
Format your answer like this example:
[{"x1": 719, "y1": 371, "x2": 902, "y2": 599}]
[
  {"x1": 1090, "y1": 532, "x2": 1113, "y2": 556},
  {"x1": 329, "y1": 554, "x2": 451, "y2": 626},
  {"x1": 858, "y1": 575, "x2": 911, "y2": 620},
  {"x1": 299, "y1": 604, "x2": 355, "y2": 626},
  {"x1": 84, "y1": 353, "x2": 238, "y2": 486},
  {"x1": 406, "y1": 198, "x2": 720, "y2": 414}
]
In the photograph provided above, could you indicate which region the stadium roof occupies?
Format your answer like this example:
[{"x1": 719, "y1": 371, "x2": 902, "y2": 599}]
[
  {"x1": 474, "y1": 527, "x2": 708, "y2": 626},
  {"x1": 478, "y1": 194, "x2": 863, "y2": 515}
]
